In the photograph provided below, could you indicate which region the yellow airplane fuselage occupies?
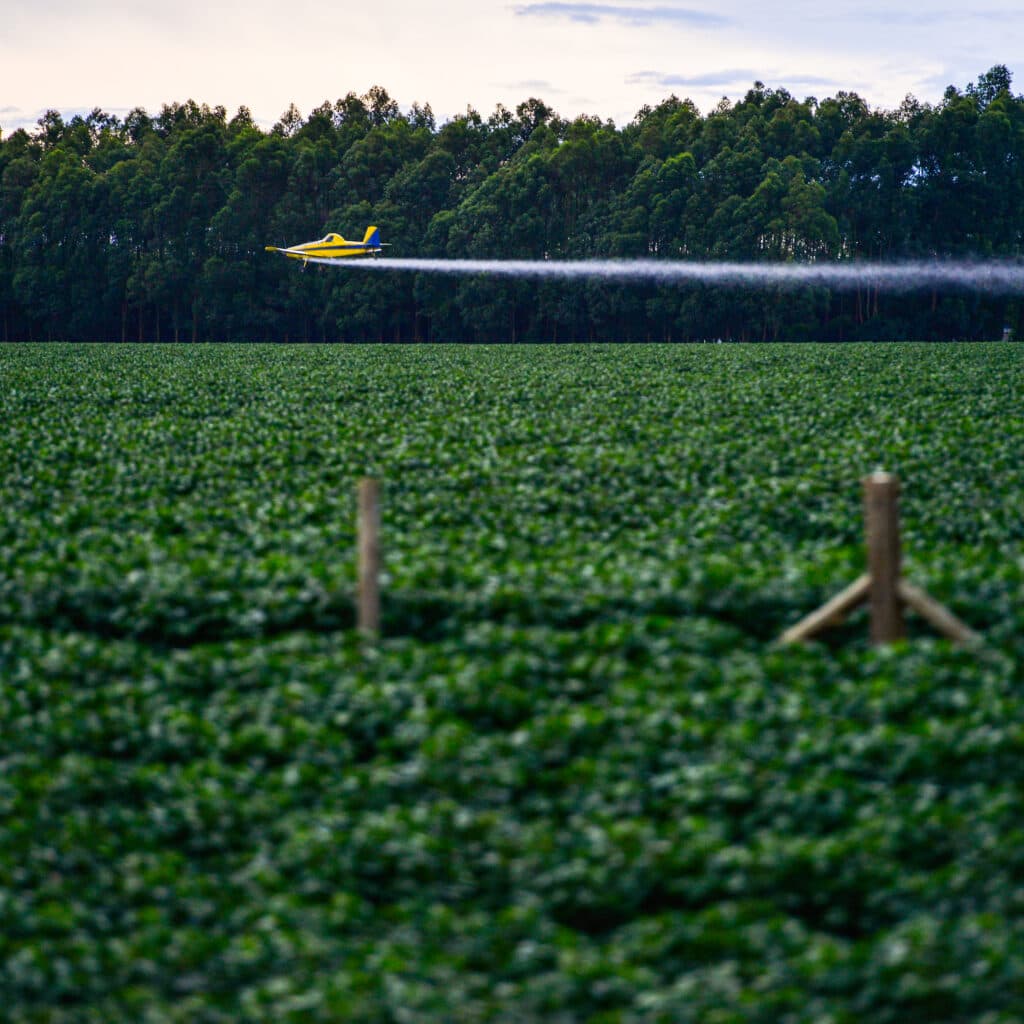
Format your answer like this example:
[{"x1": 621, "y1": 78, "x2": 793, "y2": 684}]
[{"x1": 265, "y1": 226, "x2": 384, "y2": 262}]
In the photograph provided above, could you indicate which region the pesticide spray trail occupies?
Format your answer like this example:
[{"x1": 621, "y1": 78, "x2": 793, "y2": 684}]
[{"x1": 305, "y1": 256, "x2": 1024, "y2": 293}]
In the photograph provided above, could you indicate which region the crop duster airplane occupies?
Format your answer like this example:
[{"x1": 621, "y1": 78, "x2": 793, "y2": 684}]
[{"x1": 265, "y1": 226, "x2": 388, "y2": 264}]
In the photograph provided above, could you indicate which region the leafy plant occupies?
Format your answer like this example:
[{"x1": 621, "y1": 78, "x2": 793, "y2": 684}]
[{"x1": 1, "y1": 343, "x2": 1022, "y2": 1021}]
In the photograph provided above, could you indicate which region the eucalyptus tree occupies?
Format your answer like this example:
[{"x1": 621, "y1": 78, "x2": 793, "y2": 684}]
[{"x1": 3, "y1": 67, "x2": 1024, "y2": 342}]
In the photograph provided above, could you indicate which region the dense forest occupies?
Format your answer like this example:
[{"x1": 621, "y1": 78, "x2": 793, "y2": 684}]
[{"x1": 2, "y1": 66, "x2": 1023, "y2": 343}]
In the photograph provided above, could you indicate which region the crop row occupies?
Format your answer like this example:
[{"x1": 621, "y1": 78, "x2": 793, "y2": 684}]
[
  {"x1": 2, "y1": 342, "x2": 1023, "y2": 1021},
  {"x1": 2, "y1": 344, "x2": 1022, "y2": 649},
  {"x1": 3, "y1": 617, "x2": 1023, "y2": 1021}
]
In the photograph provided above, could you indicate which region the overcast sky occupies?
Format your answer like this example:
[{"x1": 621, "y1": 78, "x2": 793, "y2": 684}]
[{"x1": 2, "y1": 1, "x2": 1022, "y2": 136}]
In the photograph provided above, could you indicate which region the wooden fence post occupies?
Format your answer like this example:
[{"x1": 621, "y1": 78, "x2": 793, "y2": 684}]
[
  {"x1": 357, "y1": 478, "x2": 381, "y2": 636},
  {"x1": 781, "y1": 471, "x2": 979, "y2": 648},
  {"x1": 863, "y1": 472, "x2": 905, "y2": 645}
]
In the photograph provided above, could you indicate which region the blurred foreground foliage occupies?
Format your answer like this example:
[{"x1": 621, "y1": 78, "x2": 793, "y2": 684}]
[{"x1": 1, "y1": 343, "x2": 1023, "y2": 1020}]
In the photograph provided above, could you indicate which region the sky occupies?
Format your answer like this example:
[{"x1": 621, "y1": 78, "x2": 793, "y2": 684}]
[{"x1": 1, "y1": 0, "x2": 1022, "y2": 136}]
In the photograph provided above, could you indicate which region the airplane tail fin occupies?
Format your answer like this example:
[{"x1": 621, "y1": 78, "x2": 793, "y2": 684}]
[{"x1": 362, "y1": 226, "x2": 381, "y2": 247}]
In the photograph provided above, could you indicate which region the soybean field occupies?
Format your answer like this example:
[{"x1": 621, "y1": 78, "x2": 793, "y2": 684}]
[{"x1": 2, "y1": 342, "x2": 1023, "y2": 1022}]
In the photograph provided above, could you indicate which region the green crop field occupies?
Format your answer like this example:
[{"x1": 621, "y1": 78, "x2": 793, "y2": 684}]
[{"x1": 2, "y1": 342, "x2": 1023, "y2": 1022}]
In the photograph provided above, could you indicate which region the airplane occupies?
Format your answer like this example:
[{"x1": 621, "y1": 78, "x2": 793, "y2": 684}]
[{"x1": 265, "y1": 226, "x2": 388, "y2": 264}]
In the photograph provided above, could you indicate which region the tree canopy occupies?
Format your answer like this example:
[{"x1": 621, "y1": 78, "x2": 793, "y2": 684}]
[{"x1": 2, "y1": 69, "x2": 1023, "y2": 343}]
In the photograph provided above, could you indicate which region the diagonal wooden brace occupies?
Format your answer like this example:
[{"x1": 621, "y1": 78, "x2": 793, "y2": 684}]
[
  {"x1": 898, "y1": 580, "x2": 980, "y2": 646},
  {"x1": 780, "y1": 472, "x2": 982, "y2": 648},
  {"x1": 780, "y1": 573, "x2": 870, "y2": 645}
]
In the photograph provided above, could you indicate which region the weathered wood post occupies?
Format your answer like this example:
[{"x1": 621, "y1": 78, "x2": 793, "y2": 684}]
[
  {"x1": 863, "y1": 472, "x2": 905, "y2": 645},
  {"x1": 357, "y1": 478, "x2": 381, "y2": 636},
  {"x1": 780, "y1": 471, "x2": 979, "y2": 648}
]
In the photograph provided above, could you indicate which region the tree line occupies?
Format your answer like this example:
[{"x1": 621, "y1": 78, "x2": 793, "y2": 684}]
[{"x1": 2, "y1": 67, "x2": 1023, "y2": 344}]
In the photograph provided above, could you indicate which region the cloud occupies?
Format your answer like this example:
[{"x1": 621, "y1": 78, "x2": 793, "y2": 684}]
[
  {"x1": 910, "y1": 64, "x2": 1008, "y2": 99},
  {"x1": 628, "y1": 69, "x2": 759, "y2": 88},
  {"x1": 513, "y1": 3, "x2": 729, "y2": 28},
  {"x1": 0, "y1": 107, "x2": 42, "y2": 135},
  {"x1": 627, "y1": 69, "x2": 840, "y2": 90},
  {"x1": 826, "y1": 6, "x2": 1012, "y2": 25},
  {"x1": 0, "y1": 104, "x2": 147, "y2": 136},
  {"x1": 500, "y1": 79, "x2": 565, "y2": 93}
]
